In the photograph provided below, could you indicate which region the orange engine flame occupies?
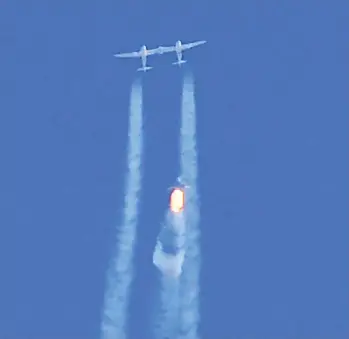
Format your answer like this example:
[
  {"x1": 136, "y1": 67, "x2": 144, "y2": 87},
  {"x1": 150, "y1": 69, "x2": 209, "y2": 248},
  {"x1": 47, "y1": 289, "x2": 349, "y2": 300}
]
[{"x1": 170, "y1": 188, "x2": 185, "y2": 213}]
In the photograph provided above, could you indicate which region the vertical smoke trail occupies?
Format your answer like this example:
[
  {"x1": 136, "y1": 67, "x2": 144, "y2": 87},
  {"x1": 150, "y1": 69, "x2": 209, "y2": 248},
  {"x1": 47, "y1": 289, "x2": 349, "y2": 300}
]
[
  {"x1": 153, "y1": 210, "x2": 186, "y2": 339},
  {"x1": 179, "y1": 72, "x2": 201, "y2": 339},
  {"x1": 153, "y1": 72, "x2": 200, "y2": 339},
  {"x1": 154, "y1": 272, "x2": 180, "y2": 339},
  {"x1": 101, "y1": 79, "x2": 143, "y2": 339}
]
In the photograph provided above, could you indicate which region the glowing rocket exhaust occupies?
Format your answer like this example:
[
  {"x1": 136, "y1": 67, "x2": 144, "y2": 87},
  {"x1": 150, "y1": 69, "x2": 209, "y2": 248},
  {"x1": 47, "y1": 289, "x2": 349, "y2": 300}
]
[{"x1": 170, "y1": 188, "x2": 185, "y2": 213}]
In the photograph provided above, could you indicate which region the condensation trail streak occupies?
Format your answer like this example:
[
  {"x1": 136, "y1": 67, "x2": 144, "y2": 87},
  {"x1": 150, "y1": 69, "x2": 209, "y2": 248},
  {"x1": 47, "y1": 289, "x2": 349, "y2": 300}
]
[
  {"x1": 101, "y1": 79, "x2": 143, "y2": 339},
  {"x1": 179, "y1": 73, "x2": 201, "y2": 339}
]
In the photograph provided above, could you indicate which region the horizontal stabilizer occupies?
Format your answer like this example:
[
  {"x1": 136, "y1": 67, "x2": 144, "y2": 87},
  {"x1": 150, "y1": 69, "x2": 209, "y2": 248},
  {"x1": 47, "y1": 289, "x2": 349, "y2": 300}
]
[
  {"x1": 172, "y1": 60, "x2": 187, "y2": 66},
  {"x1": 137, "y1": 66, "x2": 153, "y2": 72}
]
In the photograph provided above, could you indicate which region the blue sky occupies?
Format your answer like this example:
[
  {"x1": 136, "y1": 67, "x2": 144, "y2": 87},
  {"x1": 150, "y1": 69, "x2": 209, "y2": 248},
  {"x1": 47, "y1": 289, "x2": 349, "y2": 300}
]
[{"x1": 9, "y1": 0, "x2": 349, "y2": 338}]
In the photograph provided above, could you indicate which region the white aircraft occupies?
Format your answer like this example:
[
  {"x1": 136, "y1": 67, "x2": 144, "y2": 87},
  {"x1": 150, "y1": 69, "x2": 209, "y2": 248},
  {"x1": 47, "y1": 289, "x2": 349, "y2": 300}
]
[
  {"x1": 113, "y1": 45, "x2": 160, "y2": 72},
  {"x1": 157, "y1": 40, "x2": 207, "y2": 66},
  {"x1": 168, "y1": 176, "x2": 190, "y2": 191}
]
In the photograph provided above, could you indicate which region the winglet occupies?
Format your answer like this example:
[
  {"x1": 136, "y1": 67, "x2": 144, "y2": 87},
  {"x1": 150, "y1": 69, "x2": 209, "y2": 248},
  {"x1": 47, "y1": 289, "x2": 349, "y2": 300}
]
[
  {"x1": 172, "y1": 60, "x2": 187, "y2": 66},
  {"x1": 137, "y1": 66, "x2": 153, "y2": 72}
]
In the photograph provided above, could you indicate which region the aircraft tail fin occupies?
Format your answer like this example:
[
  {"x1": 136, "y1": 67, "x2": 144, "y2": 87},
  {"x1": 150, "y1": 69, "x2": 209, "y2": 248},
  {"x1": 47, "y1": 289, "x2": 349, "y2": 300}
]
[
  {"x1": 172, "y1": 60, "x2": 187, "y2": 66},
  {"x1": 137, "y1": 66, "x2": 153, "y2": 72}
]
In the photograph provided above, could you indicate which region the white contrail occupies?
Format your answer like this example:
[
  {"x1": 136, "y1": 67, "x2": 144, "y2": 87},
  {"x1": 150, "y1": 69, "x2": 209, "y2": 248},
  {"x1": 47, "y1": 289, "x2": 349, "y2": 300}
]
[
  {"x1": 153, "y1": 72, "x2": 200, "y2": 339},
  {"x1": 178, "y1": 73, "x2": 201, "y2": 339},
  {"x1": 101, "y1": 79, "x2": 143, "y2": 339}
]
